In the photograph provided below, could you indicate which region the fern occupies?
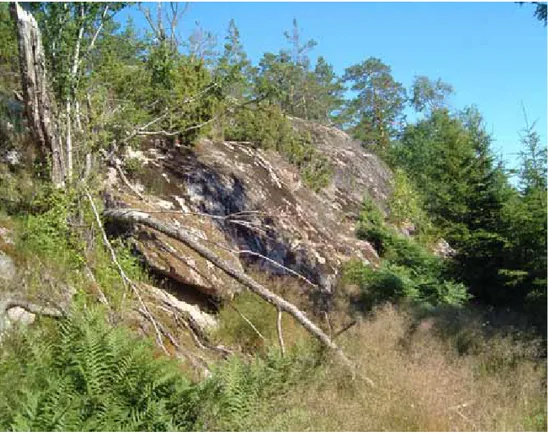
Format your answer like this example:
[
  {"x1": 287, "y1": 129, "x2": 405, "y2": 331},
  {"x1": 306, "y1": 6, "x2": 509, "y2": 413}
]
[{"x1": 0, "y1": 308, "x2": 198, "y2": 431}]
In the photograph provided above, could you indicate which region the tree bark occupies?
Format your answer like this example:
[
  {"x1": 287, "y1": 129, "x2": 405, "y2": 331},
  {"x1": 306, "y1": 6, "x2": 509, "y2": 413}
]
[
  {"x1": 103, "y1": 208, "x2": 353, "y2": 366},
  {"x1": 10, "y1": 2, "x2": 65, "y2": 187}
]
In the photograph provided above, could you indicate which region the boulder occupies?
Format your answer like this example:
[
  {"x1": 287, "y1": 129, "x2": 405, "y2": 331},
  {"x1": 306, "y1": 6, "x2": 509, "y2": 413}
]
[{"x1": 109, "y1": 121, "x2": 391, "y2": 299}]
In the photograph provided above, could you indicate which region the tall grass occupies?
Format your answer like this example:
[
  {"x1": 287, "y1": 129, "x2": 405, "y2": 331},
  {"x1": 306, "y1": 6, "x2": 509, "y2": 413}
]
[{"x1": 249, "y1": 304, "x2": 546, "y2": 431}]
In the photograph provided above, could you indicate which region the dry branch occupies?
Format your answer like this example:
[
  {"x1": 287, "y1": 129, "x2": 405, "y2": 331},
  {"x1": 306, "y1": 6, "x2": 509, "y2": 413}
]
[
  {"x1": 103, "y1": 208, "x2": 353, "y2": 367},
  {"x1": 84, "y1": 190, "x2": 167, "y2": 354},
  {"x1": 276, "y1": 308, "x2": 285, "y2": 356},
  {"x1": 129, "y1": 208, "x2": 317, "y2": 288},
  {"x1": 0, "y1": 298, "x2": 64, "y2": 318},
  {"x1": 229, "y1": 304, "x2": 267, "y2": 342}
]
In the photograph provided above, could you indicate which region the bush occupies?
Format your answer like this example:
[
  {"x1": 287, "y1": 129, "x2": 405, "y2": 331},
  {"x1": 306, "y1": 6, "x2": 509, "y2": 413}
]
[
  {"x1": 350, "y1": 198, "x2": 470, "y2": 309},
  {"x1": 225, "y1": 105, "x2": 332, "y2": 191},
  {"x1": 388, "y1": 168, "x2": 437, "y2": 243}
]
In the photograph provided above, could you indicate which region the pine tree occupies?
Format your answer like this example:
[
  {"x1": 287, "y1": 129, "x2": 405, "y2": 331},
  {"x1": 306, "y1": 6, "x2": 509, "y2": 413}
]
[{"x1": 342, "y1": 57, "x2": 407, "y2": 151}]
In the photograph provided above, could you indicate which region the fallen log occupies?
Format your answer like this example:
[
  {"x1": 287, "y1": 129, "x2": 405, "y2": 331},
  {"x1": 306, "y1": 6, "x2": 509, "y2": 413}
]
[{"x1": 103, "y1": 208, "x2": 353, "y2": 367}]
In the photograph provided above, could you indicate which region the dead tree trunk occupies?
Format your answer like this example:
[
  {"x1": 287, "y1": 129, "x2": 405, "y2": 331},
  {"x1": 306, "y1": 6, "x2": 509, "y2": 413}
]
[
  {"x1": 10, "y1": 2, "x2": 65, "y2": 187},
  {"x1": 103, "y1": 208, "x2": 353, "y2": 367}
]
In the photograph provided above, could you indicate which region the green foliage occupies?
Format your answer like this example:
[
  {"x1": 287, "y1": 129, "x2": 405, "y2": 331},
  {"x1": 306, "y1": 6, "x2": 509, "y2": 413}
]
[
  {"x1": 195, "y1": 346, "x2": 322, "y2": 431},
  {"x1": 17, "y1": 188, "x2": 84, "y2": 269},
  {"x1": 350, "y1": 198, "x2": 469, "y2": 309},
  {"x1": 519, "y1": 2, "x2": 547, "y2": 26},
  {"x1": 124, "y1": 156, "x2": 144, "y2": 178},
  {"x1": 0, "y1": 308, "x2": 198, "y2": 431},
  {"x1": 497, "y1": 123, "x2": 547, "y2": 321},
  {"x1": 0, "y1": 3, "x2": 19, "y2": 95},
  {"x1": 388, "y1": 102, "x2": 546, "y2": 322},
  {"x1": 410, "y1": 75, "x2": 453, "y2": 114},
  {"x1": 389, "y1": 108, "x2": 475, "y2": 232},
  {"x1": 341, "y1": 57, "x2": 407, "y2": 151},
  {"x1": 29, "y1": 3, "x2": 128, "y2": 105},
  {"x1": 387, "y1": 168, "x2": 434, "y2": 239},
  {"x1": 215, "y1": 19, "x2": 252, "y2": 102},
  {"x1": 226, "y1": 105, "x2": 332, "y2": 191},
  {"x1": 252, "y1": 20, "x2": 344, "y2": 124}
]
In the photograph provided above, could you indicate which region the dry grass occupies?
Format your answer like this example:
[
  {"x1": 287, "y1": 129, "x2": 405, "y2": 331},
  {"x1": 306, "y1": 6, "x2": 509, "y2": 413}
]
[{"x1": 255, "y1": 304, "x2": 546, "y2": 432}]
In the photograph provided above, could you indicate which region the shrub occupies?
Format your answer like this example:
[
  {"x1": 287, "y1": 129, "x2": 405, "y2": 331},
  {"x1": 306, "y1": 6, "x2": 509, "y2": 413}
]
[
  {"x1": 388, "y1": 167, "x2": 437, "y2": 243},
  {"x1": 225, "y1": 105, "x2": 332, "y2": 191},
  {"x1": 350, "y1": 198, "x2": 470, "y2": 309}
]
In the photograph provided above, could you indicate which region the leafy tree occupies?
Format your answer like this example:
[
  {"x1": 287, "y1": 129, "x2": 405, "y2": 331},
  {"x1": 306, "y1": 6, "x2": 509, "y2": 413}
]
[
  {"x1": 342, "y1": 57, "x2": 407, "y2": 151},
  {"x1": 187, "y1": 21, "x2": 218, "y2": 66},
  {"x1": 22, "y1": 2, "x2": 128, "y2": 181},
  {"x1": 410, "y1": 75, "x2": 453, "y2": 114}
]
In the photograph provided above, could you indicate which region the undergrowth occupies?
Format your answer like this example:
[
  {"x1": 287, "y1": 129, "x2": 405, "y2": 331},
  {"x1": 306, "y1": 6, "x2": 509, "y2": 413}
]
[
  {"x1": 213, "y1": 290, "x2": 311, "y2": 355},
  {"x1": 346, "y1": 197, "x2": 469, "y2": 310},
  {"x1": 0, "y1": 308, "x2": 198, "y2": 431}
]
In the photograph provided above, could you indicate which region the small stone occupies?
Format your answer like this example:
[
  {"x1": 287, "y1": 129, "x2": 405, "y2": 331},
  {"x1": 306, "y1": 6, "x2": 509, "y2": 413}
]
[{"x1": 6, "y1": 306, "x2": 36, "y2": 326}]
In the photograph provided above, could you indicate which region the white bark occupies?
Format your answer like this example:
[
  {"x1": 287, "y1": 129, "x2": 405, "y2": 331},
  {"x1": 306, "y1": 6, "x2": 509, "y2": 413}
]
[{"x1": 11, "y1": 2, "x2": 65, "y2": 186}]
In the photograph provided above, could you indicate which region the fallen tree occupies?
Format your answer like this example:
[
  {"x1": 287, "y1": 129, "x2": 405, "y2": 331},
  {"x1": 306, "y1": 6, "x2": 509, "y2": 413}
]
[{"x1": 103, "y1": 208, "x2": 353, "y2": 367}]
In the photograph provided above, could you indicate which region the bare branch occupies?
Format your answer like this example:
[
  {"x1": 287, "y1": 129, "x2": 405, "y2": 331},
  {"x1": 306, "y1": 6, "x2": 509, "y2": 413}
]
[
  {"x1": 1, "y1": 298, "x2": 64, "y2": 318},
  {"x1": 229, "y1": 304, "x2": 267, "y2": 342},
  {"x1": 84, "y1": 189, "x2": 167, "y2": 355},
  {"x1": 332, "y1": 320, "x2": 357, "y2": 340},
  {"x1": 276, "y1": 308, "x2": 285, "y2": 356}
]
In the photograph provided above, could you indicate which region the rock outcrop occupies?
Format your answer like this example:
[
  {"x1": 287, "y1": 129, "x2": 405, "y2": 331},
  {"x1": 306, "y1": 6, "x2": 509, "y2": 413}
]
[{"x1": 108, "y1": 120, "x2": 392, "y2": 301}]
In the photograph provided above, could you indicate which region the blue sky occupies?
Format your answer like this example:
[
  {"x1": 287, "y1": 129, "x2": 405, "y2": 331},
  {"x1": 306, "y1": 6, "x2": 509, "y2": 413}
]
[{"x1": 117, "y1": 2, "x2": 547, "y2": 171}]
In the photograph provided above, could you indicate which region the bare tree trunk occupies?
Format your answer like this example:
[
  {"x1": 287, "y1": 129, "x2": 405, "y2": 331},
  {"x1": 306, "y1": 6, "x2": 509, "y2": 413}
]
[
  {"x1": 65, "y1": 100, "x2": 73, "y2": 180},
  {"x1": 10, "y1": 2, "x2": 65, "y2": 187},
  {"x1": 103, "y1": 208, "x2": 353, "y2": 367},
  {"x1": 65, "y1": 7, "x2": 85, "y2": 182}
]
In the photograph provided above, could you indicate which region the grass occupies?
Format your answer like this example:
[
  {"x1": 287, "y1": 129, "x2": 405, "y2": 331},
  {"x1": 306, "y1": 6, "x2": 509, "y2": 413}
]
[{"x1": 243, "y1": 304, "x2": 546, "y2": 432}]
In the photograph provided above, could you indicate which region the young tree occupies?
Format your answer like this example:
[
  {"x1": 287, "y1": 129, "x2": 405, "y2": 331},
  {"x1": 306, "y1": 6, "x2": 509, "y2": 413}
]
[
  {"x1": 215, "y1": 19, "x2": 251, "y2": 101},
  {"x1": 187, "y1": 21, "x2": 218, "y2": 66},
  {"x1": 410, "y1": 75, "x2": 453, "y2": 114},
  {"x1": 26, "y1": 2, "x2": 127, "y2": 181},
  {"x1": 500, "y1": 121, "x2": 547, "y2": 314},
  {"x1": 308, "y1": 56, "x2": 345, "y2": 124},
  {"x1": 342, "y1": 57, "x2": 407, "y2": 151}
]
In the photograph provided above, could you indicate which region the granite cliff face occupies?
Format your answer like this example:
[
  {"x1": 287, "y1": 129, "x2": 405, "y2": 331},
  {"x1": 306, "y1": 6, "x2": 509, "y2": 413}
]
[{"x1": 107, "y1": 120, "x2": 393, "y2": 302}]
